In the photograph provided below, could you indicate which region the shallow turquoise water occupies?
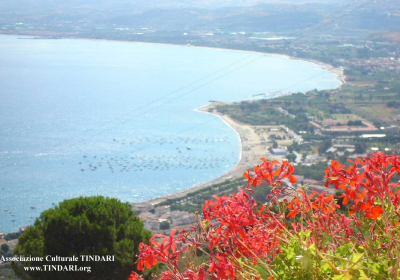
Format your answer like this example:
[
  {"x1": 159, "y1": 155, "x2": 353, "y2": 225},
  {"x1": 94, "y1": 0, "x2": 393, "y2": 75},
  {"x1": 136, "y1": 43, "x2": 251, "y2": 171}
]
[{"x1": 0, "y1": 35, "x2": 341, "y2": 232}]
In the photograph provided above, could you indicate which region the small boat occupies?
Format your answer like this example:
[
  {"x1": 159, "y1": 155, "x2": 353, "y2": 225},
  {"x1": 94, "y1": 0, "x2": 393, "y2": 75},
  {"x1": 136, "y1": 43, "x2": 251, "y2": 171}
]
[{"x1": 186, "y1": 146, "x2": 191, "y2": 150}]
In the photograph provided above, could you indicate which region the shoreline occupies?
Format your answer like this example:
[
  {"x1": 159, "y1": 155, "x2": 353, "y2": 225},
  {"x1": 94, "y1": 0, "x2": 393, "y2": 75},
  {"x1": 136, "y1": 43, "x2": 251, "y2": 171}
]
[
  {"x1": 194, "y1": 103, "x2": 243, "y2": 164},
  {"x1": 0, "y1": 33, "x2": 345, "y2": 209},
  {"x1": 133, "y1": 102, "x2": 249, "y2": 208},
  {"x1": 134, "y1": 101, "x2": 305, "y2": 208}
]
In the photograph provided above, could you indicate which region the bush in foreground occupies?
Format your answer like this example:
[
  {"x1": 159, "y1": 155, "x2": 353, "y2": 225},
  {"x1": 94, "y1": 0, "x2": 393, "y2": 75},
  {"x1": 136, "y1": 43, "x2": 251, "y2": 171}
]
[
  {"x1": 130, "y1": 153, "x2": 400, "y2": 279},
  {"x1": 12, "y1": 196, "x2": 152, "y2": 280}
]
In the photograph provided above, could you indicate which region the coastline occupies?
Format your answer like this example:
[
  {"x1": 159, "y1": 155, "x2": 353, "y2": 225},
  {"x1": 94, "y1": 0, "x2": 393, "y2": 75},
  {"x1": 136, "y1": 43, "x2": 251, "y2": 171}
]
[
  {"x1": 0, "y1": 33, "x2": 345, "y2": 209},
  {"x1": 133, "y1": 102, "x2": 249, "y2": 208},
  {"x1": 133, "y1": 101, "x2": 304, "y2": 209},
  {"x1": 194, "y1": 103, "x2": 243, "y2": 164}
]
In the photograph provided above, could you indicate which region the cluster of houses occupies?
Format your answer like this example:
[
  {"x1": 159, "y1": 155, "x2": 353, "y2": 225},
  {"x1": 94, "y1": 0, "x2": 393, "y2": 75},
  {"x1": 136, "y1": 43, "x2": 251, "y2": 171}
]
[
  {"x1": 0, "y1": 227, "x2": 28, "y2": 259},
  {"x1": 347, "y1": 56, "x2": 400, "y2": 74},
  {"x1": 137, "y1": 205, "x2": 196, "y2": 231},
  {"x1": 0, "y1": 232, "x2": 18, "y2": 261}
]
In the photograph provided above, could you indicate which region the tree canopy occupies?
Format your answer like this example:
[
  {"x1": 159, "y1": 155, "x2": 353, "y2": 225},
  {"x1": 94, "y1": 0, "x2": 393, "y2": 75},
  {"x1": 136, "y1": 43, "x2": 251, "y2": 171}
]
[{"x1": 12, "y1": 196, "x2": 152, "y2": 280}]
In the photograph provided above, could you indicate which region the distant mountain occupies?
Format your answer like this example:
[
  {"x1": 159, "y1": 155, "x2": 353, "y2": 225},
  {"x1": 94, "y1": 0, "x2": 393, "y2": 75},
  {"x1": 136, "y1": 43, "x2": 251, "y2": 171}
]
[
  {"x1": 0, "y1": 0, "x2": 398, "y2": 33},
  {"x1": 0, "y1": 0, "x2": 351, "y2": 13}
]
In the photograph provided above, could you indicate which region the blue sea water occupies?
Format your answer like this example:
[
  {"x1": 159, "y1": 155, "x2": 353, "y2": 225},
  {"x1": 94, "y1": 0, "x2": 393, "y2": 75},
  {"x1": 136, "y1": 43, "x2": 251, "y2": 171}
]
[{"x1": 0, "y1": 35, "x2": 341, "y2": 233}]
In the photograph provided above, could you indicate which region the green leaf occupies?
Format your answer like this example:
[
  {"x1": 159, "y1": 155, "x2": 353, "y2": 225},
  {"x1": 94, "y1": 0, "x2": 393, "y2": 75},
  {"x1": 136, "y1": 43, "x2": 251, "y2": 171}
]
[
  {"x1": 358, "y1": 270, "x2": 371, "y2": 280},
  {"x1": 308, "y1": 244, "x2": 316, "y2": 255},
  {"x1": 351, "y1": 253, "x2": 363, "y2": 264},
  {"x1": 336, "y1": 244, "x2": 352, "y2": 256},
  {"x1": 321, "y1": 261, "x2": 333, "y2": 272},
  {"x1": 254, "y1": 263, "x2": 271, "y2": 279}
]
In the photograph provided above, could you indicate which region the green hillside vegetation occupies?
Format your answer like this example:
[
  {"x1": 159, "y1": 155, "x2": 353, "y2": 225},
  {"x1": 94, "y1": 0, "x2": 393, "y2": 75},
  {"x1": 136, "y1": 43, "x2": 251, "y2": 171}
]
[{"x1": 157, "y1": 178, "x2": 248, "y2": 213}]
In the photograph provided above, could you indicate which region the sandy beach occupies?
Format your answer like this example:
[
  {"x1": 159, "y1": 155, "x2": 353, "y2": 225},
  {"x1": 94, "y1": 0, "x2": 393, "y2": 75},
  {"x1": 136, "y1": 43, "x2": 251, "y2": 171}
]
[{"x1": 133, "y1": 101, "x2": 300, "y2": 208}]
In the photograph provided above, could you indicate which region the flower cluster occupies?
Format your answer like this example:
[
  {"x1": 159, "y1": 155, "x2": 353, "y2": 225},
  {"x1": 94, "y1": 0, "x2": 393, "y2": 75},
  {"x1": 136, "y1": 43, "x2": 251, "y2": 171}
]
[
  {"x1": 325, "y1": 153, "x2": 400, "y2": 220},
  {"x1": 130, "y1": 153, "x2": 400, "y2": 279}
]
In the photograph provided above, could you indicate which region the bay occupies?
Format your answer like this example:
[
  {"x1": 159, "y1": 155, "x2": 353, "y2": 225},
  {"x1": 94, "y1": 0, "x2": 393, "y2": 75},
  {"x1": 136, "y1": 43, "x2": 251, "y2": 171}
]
[{"x1": 0, "y1": 35, "x2": 341, "y2": 232}]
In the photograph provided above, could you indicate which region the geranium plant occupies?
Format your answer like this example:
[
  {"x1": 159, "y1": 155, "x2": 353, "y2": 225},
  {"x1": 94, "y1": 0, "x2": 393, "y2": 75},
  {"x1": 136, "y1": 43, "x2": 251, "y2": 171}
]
[{"x1": 129, "y1": 153, "x2": 400, "y2": 279}]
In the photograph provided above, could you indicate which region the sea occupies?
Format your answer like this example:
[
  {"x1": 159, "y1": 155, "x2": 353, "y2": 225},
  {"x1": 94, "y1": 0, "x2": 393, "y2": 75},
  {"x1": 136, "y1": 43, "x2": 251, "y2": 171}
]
[{"x1": 0, "y1": 35, "x2": 341, "y2": 233}]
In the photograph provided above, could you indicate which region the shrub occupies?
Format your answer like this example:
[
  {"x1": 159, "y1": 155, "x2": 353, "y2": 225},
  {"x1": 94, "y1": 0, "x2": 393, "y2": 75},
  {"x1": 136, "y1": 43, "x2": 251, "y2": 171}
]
[{"x1": 159, "y1": 221, "x2": 171, "y2": 230}]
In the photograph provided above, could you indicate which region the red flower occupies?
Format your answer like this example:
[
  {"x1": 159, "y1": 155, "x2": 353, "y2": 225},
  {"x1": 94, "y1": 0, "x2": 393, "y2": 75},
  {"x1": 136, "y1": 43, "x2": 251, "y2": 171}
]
[
  {"x1": 325, "y1": 153, "x2": 400, "y2": 220},
  {"x1": 135, "y1": 155, "x2": 400, "y2": 279},
  {"x1": 128, "y1": 272, "x2": 143, "y2": 280},
  {"x1": 244, "y1": 159, "x2": 296, "y2": 190},
  {"x1": 311, "y1": 191, "x2": 338, "y2": 214},
  {"x1": 365, "y1": 206, "x2": 383, "y2": 220},
  {"x1": 137, "y1": 243, "x2": 158, "y2": 270}
]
